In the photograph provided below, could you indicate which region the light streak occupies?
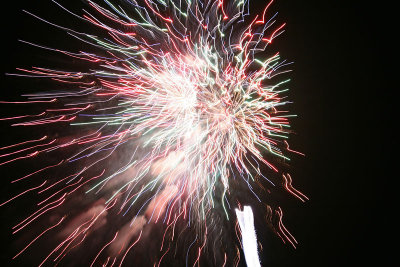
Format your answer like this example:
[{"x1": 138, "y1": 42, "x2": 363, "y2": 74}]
[{"x1": 236, "y1": 206, "x2": 261, "y2": 267}]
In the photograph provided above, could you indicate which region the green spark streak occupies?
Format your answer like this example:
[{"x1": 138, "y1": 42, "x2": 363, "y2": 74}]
[
  {"x1": 86, "y1": 160, "x2": 137, "y2": 194},
  {"x1": 222, "y1": 188, "x2": 229, "y2": 220}
]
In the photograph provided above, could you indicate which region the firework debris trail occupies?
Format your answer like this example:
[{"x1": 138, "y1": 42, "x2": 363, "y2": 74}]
[{"x1": 1, "y1": 0, "x2": 307, "y2": 265}]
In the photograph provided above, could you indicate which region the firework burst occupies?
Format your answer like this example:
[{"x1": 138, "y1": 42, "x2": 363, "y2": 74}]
[{"x1": 1, "y1": 0, "x2": 307, "y2": 265}]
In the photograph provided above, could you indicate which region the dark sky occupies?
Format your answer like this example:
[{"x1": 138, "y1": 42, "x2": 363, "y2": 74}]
[{"x1": 0, "y1": 0, "x2": 393, "y2": 266}]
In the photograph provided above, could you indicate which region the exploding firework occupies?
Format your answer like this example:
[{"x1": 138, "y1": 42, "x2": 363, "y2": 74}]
[{"x1": 1, "y1": 0, "x2": 307, "y2": 266}]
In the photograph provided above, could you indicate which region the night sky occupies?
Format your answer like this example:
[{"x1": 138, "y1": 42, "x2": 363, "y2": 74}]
[{"x1": 0, "y1": 0, "x2": 393, "y2": 266}]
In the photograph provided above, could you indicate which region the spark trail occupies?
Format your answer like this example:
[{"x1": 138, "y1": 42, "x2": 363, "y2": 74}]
[
  {"x1": 236, "y1": 206, "x2": 260, "y2": 267},
  {"x1": 1, "y1": 0, "x2": 306, "y2": 265}
]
